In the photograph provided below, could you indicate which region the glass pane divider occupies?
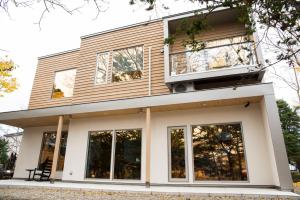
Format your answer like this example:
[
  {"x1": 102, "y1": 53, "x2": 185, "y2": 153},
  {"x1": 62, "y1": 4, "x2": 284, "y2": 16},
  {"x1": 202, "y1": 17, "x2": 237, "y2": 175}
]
[{"x1": 110, "y1": 129, "x2": 116, "y2": 180}]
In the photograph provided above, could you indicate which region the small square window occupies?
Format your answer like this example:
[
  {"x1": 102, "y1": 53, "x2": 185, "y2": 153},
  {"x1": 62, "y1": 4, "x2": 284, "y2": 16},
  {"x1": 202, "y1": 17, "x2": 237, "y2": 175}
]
[{"x1": 52, "y1": 69, "x2": 76, "y2": 99}]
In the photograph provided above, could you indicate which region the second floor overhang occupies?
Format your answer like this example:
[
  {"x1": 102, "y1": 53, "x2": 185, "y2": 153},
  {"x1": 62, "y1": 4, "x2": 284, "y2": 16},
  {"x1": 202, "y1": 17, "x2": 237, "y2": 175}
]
[
  {"x1": 163, "y1": 8, "x2": 265, "y2": 86},
  {"x1": 0, "y1": 83, "x2": 274, "y2": 128}
]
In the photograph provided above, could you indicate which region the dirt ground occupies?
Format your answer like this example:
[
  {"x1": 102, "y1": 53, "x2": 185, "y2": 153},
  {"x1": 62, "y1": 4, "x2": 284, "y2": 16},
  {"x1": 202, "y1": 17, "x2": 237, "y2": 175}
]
[{"x1": 0, "y1": 186, "x2": 299, "y2": 200}]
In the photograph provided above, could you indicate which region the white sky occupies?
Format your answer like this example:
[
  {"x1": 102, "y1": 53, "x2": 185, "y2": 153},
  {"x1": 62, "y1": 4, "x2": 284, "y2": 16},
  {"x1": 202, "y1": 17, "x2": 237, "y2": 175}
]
[{"x1": 0, "y1": 0, "x2": 298, "y2": 133}]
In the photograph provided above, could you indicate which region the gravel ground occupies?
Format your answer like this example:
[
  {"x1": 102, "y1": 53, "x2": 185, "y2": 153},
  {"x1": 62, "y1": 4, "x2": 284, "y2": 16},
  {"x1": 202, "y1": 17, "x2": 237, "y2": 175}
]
[
  {"x1": 0, "y1": 186, "x2": 299, "y2": 200},
  {"x1": 294, "y1": 186, "x2": 300, "y2": 195}
]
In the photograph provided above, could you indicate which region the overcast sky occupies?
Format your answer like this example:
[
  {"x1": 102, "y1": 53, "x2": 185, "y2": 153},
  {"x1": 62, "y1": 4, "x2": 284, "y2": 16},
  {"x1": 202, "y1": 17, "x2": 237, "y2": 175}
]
[{"x1": 0, "y1": 0, "x2": 298, "y2": 132}]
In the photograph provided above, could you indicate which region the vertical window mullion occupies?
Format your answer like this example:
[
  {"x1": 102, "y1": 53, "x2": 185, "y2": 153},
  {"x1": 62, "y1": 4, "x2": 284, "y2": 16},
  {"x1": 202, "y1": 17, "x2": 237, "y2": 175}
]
[{"x1": 110, "y1": 129, "x2": 116, "y2": 180}]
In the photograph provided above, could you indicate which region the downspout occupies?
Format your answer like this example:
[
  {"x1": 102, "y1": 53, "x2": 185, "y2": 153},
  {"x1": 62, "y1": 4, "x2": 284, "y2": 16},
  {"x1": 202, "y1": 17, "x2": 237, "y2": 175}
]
[{"x1": 148, "y1": 47, "x2": 152, "y2": 96}]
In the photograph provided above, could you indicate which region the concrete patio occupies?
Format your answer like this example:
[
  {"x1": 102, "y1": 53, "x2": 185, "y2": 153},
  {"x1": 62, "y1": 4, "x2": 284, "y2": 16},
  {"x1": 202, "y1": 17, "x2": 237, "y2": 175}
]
[{"x1": 0, "y1": 180, "x2": 299, "y2": 200}]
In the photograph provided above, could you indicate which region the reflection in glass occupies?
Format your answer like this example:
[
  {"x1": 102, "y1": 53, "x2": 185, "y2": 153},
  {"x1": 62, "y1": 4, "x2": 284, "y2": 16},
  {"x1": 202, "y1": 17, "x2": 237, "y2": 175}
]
[
  {"x1": 170, "y1": 36, "x2": 256, "y2": 75},
  {"x1": 52, "y1": 69, "x2": 76, "y2": 98},
  {"x1": 112, "y1": 46, "x2": 143, "y2": 82},
  {"x1": 192, "y1": 123, "x2": 247, "y2": 181},
  {"x1": 95, "y1": 52, "x2": 109, "y2": 84},
  {"x1": 86, "y1": 130, "x2": 113, "y2": 179},
  {"x1": 38, "y1": 131, "x2": 68, "y2": 171},
  {"x1": 169, "y1": 127, "x2": 186, "y2": 179},
  {"x1": 114, "y1": 129, "x2": 141, "y2": 179}
]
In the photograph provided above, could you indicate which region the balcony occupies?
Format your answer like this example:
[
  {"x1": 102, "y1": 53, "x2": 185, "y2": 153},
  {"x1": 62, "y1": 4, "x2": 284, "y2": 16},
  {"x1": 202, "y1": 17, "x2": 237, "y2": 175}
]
[
  {"x1": 163, "y1": 8, "x2": 264, "y2": 85},
  {"x1": 170, "y1": 37, "x2": 257, "y2": 76}
]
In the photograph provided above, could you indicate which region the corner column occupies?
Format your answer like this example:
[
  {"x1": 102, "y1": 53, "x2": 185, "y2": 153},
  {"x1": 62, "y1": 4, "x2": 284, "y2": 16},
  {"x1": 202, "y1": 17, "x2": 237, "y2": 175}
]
[
  {"x1": 145, "y1": 107, "x2": 151, "y2": 187},
  {"x1": 50, "y1": 115, "x2": 64, "y2": 183},
  {"x1": 262, "y1": 94, "x2": 293, "y2": 190}
]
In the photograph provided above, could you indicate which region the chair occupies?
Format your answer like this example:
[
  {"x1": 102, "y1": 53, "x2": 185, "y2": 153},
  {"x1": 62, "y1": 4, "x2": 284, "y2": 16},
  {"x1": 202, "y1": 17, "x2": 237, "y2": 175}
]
[{"x1": 33, "y1": 158, "x2": 52, "y2": 181}]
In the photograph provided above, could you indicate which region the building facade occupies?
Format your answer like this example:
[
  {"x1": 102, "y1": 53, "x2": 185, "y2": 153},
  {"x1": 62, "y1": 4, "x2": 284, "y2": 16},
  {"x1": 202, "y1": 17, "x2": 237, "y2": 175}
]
[{"x1": 0, "y1": 8, "x2": 293, "y2": 191}]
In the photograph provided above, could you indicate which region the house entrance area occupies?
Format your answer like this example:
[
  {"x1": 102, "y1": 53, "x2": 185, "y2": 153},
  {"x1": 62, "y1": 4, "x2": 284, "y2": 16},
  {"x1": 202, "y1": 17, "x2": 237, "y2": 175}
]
[
  {"x1": 22, "y1": 131, "x2": 69, "y2": 181},
  {"x1": 38, "y1": 131, "x2": 68, "y2": 173}
]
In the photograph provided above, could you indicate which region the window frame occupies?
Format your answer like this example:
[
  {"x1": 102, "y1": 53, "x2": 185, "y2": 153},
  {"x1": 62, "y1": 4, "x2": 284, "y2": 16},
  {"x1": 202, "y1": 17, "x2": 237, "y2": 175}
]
[
  {"x1": 113, "y1": 128, "x2": 143, "y2": 181},
  {"x1": 111, "y1": 45, "x2": 144, "y2": 83},
  {"x1": 94, "y1": 52, "x2": 110, "y2": 85},
  {"x1": 51, "y1": 68, "x2": 77, "y2": 99},
  {"x1": 167, "y1": 126, "x2": 189, "y2": 182},
  {"x1": 190, "y1": 122, "x2": 250, "y2": 183},
  {"x1": 85, "y1": 129, "x2": 114, "y2": 180},
  {"x1": 38, "y1": 131, "x2": 68, "y2": 172},
  {"x1": 85, "y1": 128, "x2": 143, "y2": 181}
]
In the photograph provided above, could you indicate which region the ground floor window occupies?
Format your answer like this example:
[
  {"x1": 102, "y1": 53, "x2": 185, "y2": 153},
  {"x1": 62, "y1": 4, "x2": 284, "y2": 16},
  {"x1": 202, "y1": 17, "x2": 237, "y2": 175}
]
[
  {"x1": 86, "y1": 130, "x2": 113, "y2": 179},
  {"x1": 168, "y1": 123, "x2": 248, "y2": 182},
  {"x1": 38, "y1": 131, "x2": 68, "y2": 171},
  {"x1": 192, "y1": 123, "x2": 247, "y2": 181},
  {"x1": 168, "y1": 127, "x2": 188, "y2": 181},
  {"x1": 86, "y1": 129, "x2": 142, "y2": 180}
]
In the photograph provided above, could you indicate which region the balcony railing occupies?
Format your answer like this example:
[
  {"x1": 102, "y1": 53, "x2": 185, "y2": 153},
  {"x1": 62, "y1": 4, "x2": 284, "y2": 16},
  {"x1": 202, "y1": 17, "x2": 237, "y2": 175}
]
[{"x1": 170, "y1": 39, "x2": 257, "y2": 76}]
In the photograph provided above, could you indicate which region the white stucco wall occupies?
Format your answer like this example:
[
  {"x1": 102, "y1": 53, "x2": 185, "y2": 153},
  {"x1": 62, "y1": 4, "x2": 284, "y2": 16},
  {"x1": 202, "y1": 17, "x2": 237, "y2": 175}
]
[
  {"x1": 62, "y1": 103, "x2": 275, "y2": 186},
  {"x1": 14, "y1": 103, "x2": 278, "y2": 186},
  {"x1": 13, "y1": 126, "x2": 67, "y2": 180},
  {"x1": 150, "y1": 103, "x2": 273, "y2": 185},
  {"x1": 62, "y1": 112, "x2": 146, "y2": 182}
]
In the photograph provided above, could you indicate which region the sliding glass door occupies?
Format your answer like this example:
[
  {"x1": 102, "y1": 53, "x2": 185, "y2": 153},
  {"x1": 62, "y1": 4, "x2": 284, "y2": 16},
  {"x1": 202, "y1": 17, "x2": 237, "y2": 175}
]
[{"x1": 86, "y1": 129, "x2": 142, "y2": 180}]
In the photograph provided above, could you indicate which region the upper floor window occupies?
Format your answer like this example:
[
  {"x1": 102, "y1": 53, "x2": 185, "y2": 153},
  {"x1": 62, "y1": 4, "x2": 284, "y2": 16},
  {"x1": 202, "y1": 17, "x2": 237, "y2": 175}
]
[
  {"x1": 112, "y1": 46, "x2": 143, "y2": 82},
  {"x1": 95, "y1": 52, "x2": 109, "y2": 84},
  {"x1": 52, "y1": 69, "x2": 76, "y2": 99}
]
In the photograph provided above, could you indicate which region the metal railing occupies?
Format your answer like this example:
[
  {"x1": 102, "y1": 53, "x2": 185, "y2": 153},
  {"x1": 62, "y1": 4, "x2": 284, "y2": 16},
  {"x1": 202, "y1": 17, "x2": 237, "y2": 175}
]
[{"x1": 170, "y1": 41, "x2": 257, "y2": 76}]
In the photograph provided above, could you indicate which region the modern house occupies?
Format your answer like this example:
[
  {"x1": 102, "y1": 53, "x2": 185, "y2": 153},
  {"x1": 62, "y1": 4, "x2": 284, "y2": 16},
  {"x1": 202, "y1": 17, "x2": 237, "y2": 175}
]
[{"x1": 0, "y1": 8, "x2": 293, "y2": 191}]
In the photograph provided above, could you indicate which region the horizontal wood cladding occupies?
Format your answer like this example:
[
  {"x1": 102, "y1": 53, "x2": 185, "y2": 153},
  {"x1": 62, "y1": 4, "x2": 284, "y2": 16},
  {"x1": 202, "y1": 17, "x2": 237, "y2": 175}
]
[
  {"x1": 29, "y1": 20, "x2": 170, "y2": 109},
  {"x1": 71, "y1": 20, "x2": 170, "y2": 105},
  {"x1": 28, "y1": 19, "x2": 248, "y2": 110},
  {"x1": 28, "y1": 50, "x2": 80, "y2": 109},
  {"x1": 170, "y1": 22, "x2": 247, "y2": 53}
]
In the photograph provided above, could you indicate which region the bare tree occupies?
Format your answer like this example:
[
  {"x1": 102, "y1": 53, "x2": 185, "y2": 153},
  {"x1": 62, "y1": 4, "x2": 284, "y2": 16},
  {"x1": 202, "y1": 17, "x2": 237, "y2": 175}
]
[{"x1": 0, "y1": 0, "x2": 109, "y2": 29}]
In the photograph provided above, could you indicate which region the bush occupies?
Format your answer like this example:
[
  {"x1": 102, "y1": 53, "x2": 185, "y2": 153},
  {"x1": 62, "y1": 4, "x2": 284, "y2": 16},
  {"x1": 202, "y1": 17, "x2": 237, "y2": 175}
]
[{"x1": 292, "y1": 172, "x2": 300, "y2": 182}]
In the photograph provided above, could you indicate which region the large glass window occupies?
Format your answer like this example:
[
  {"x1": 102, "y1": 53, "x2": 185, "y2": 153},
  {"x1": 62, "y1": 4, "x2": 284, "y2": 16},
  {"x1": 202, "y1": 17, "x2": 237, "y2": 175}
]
[
  {"x1": 38, "y1": 131, "x2": 68, "y2": 171},
  {"x1": 112, "y1": 46, "x2": 143, "y2": 82},
  {"x1": 52, "y1": 69, "x2": 76, "y2": 98},
  {"x1": 86, "y1": 130, "x2": 113, "y2": 179},
  {"x1": 170, "y1": 36, "x2": 256, "y2": 75},
  {"x1": 168, "y1": 127, "x2": 187, "y2": 180},
  {"x1": 114, "y1": 129, "x2": 142, "y2": 179},
  {"x1": 86, "y1": 129, "x2": 142, "y2": 180},
  {"x1": 95, "y1": 52, "x2": 109, "y2": 84},
  {"x1": 192, "y1": 123, "x2": 247, "y2": 181}
]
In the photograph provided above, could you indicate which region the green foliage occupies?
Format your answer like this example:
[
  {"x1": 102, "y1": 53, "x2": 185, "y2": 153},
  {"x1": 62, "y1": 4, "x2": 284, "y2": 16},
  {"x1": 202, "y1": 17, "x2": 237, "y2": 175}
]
[
  {"x1": 277, "y1": 99, "x2": 300, "y2": 169},
  {"x1": 0, "y1": 137, "x2": 8, "y2": 165},
  {"x1": 292, "y1": 172, "x2": 300, "y2": 182},
  {"x1": 132, "y1": 0, "x2": 300, "y2": 65}
]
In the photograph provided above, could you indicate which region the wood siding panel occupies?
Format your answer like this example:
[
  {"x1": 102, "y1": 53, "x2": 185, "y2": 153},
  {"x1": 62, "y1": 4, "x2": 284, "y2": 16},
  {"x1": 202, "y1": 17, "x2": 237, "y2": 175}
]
[
  {"x1": 170, "y1": 22, "x2": 247, "y2": 53},
  {"x1": 29, "y1": 51, "x2": 80, "y2": 109},
  {"x1": 72, "y1": 21, "x2": 169, "y2": 105},
  {"x1": 28, "y1": 20, "x2": 247, "y2": 109},
  {"x1": 29, "y1": 21, "x2": 170, "y2": 109}
]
